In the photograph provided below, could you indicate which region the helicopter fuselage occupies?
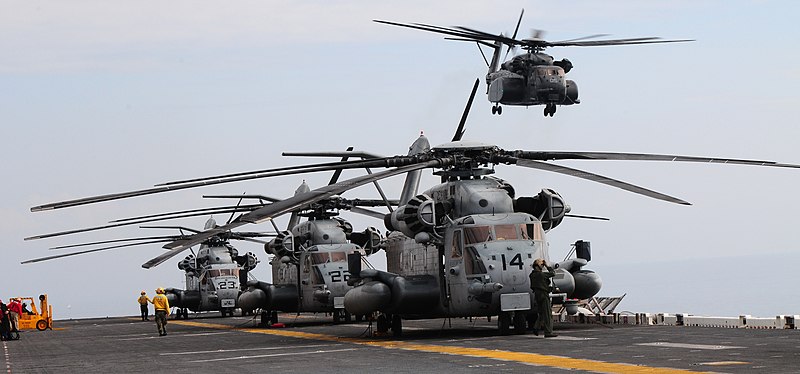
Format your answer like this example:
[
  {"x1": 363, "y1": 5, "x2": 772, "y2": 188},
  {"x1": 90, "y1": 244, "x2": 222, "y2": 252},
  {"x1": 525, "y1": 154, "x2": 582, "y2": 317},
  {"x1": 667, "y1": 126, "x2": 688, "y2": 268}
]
[
  {"x1": 238, "y1": 218, "x2": 375, "y2": 323},
  {"x1": 488, "y1": 53, "x2": 579, "y2": 108},
  {"x1": 166, "y1": 243, "x2": 256, "y2": 317}
]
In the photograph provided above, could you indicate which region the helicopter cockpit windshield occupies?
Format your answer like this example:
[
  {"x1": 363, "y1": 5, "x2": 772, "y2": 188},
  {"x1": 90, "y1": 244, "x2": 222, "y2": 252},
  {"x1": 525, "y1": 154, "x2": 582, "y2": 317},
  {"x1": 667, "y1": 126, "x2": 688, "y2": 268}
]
[
  {"x1": 463, "y1": 223, "x2": 543, "y2": 244},
  {"x1": 207, "y1": 268, "x2": 239, "y2": 277}
]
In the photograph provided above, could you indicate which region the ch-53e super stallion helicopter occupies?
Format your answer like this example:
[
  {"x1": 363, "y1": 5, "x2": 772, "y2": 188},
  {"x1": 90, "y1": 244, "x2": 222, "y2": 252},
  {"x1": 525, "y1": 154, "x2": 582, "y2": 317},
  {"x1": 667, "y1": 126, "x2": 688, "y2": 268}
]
[
  {"x1": 237, "y1": 181, "x2": 384, "y2": 326},
  {"x1": 28, "y1": 81, "x2": 800, "y2": 336},
  {"x1": 23, "y1": 199, "x2": 272, "y2": 318},
  {"x1": 375, "y1": 9, "x2": 692, "y2": 117}
]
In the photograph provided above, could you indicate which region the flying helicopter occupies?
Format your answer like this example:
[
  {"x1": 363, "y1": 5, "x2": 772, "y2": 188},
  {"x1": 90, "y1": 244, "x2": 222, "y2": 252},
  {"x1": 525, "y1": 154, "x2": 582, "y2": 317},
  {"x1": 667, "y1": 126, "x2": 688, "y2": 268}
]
[
  {"x1": 28, "y1": 81, "x2": 800, "y2": 336},
  {"x1": 375, "y1": 10, "x2": 692, "y2": 117},
  {"x1": 237, "y1": 180, "x2": 385, "y2": 326},
  {"x1": 23, "y1": 199, "x2": 273, "y2": 318}
]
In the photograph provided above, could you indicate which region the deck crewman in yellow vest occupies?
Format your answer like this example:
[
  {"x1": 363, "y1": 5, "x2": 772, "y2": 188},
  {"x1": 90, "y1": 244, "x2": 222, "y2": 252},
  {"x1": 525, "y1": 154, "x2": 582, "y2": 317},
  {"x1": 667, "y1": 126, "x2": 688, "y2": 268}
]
[
  {"x1": 137, "y1": 291, "x2": 151, "y2": 321},
  {"x1": 150, "y1": 288, "x2": 170, "y2": 336}
]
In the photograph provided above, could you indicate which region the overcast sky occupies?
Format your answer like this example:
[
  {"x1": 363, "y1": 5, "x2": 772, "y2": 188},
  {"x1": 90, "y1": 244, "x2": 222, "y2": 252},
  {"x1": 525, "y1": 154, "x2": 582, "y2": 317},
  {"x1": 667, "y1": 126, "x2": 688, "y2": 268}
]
[{"x1": 4, "y1": 1, "x2": 799, "y2": 319}]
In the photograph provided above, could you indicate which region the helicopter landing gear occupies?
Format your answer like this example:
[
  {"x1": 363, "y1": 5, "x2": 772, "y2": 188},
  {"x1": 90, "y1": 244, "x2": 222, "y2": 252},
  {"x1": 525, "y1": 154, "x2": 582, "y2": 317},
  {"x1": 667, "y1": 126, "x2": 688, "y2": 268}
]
[
  {"x1": 376, "y1": 314, "x2": 389, "y2": 334},
  {"x1": 498, "y1": 311, "x2": 511, "y2": 335},
  {"x1": 513, "y1": 312, "x2": 527, "y2": 335},
  {"x1": 391, "y1": 315, "x2": 403, "y2": 337},
  {"x1": 259, "y1": 310, "x2": 278, "y2": 327},
  {"x1": 491, "y1": 104, "x2": 503, "y2": 115},
  {"x1": 544, "y1": 103, "x2": 557, "y2": 117}
]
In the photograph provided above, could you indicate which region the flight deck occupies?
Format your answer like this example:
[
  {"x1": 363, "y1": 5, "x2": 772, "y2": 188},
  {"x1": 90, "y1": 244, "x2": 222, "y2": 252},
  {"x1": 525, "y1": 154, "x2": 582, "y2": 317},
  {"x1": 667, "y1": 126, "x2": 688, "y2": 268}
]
[{"x1": 3, "y1": 313, "x2": 799, "y2": 373}]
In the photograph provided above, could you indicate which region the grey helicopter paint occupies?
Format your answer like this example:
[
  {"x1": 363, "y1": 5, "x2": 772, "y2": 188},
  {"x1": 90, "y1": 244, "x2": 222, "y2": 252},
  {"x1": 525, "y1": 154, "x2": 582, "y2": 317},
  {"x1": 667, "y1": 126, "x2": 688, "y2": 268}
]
[
  {"x1": 167, "y1": 218, "x2": 259, "y2": 319},
  {"x1": 237, "y1": 181, "x2": 384, "y2": 325},
  {"x1": 375, "y1": 9, "x2": 692, "y2": 117}
]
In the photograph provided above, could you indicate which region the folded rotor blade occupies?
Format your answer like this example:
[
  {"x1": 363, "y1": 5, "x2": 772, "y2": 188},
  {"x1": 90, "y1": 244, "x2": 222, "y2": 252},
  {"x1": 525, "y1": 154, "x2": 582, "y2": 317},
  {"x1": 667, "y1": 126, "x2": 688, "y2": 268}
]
[
  {"x1": 350, "y1": 206, "x2": 389, "y2": 220},
  {"x1": 109, "y1": 203, "x2": 264, "y2": 223},
  {"x1": 30, "y1": 157, "x2": 403, "y2": 212},
  {"x1": 512, "y1": 158, "x2": 690, "y2": 205},
  {"x1": 156, "y1": 159, "x2": 449, "y2": 263},
  {"x1": 22, "y1": 239, "x2": 173, "y2": 264},
  {"x1": 49, "y1": 235, "x2": 180, "y2": 250}
]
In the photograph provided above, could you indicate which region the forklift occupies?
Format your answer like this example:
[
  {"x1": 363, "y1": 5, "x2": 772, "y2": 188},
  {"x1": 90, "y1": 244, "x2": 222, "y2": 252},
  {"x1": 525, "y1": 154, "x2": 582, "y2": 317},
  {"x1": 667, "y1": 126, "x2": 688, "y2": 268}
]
[{"x1": 15, "y1": 294, "x2": 53, "y2": 331}]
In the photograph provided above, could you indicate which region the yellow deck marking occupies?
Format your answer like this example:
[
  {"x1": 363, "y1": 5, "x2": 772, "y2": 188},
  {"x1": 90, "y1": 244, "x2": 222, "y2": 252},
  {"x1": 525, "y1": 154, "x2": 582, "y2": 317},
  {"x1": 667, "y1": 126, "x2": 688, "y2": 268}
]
[{"x1": 172, "y1": 320, "x2": 712, "y2": 374}]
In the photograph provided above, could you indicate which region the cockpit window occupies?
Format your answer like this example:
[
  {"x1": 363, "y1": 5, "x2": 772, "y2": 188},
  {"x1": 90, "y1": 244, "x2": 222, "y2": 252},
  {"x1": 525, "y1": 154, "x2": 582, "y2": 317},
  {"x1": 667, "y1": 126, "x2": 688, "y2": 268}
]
[
  {"x1": 329, "y1": 251, "x2": 346, "y2": 262},
  {"x1": 494, "y1": 225, "x2": 519, "y2": 240},
  {"x1": 464, "y1": 247, "x2": 487, "y2": 275},
  {"x1": 451, "y1": 230, "x2": 463, "y2": 258},
  {"x1": 311, "y1": 253, "x2": 329, "y2": 265},
  {"x1": 464, "y1": 226, "x2": 492, "y2": 244},
  {"x1": 521, "y1": 223, "x2": 544, "y2": 240},
  {"x1": 207, "y1": 269, "x2": 239, "y2": 277}
]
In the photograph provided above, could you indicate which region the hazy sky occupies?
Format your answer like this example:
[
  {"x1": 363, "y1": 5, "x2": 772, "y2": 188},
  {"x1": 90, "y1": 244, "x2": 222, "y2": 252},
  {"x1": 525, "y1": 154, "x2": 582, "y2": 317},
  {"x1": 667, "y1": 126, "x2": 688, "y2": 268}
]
[{"x1": 4, "y1": 1, "x2": 799, "y2": 319}]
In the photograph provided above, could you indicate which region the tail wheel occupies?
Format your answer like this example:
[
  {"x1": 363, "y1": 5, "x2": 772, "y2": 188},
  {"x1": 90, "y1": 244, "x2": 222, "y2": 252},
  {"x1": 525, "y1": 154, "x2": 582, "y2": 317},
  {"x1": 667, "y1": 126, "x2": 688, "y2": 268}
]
[{"x1": 36, "y1": 319, "x2": 49, "y2": 331}]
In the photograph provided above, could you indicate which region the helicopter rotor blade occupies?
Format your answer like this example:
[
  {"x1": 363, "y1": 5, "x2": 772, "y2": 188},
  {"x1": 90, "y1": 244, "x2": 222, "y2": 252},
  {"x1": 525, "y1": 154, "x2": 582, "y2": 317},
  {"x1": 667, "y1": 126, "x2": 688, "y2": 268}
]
[
  {"x1": 109, "y1": 203, "x2": 265, "y2": 223},
  {"x1": 514, "y1": 150, "x2": 800, "y2": 168},
  {"x1": 155, "y1": 159, "x2": 450, "y2": 262},
  {"x1": 547, "y1": 37, "x2": 694, "y2": 47},
  {"x1": 22, "y1": 239, "x2": 174, "y2": 265},
  {"x1": 508, "y1": 157, "x2": 691, "y2": 205},
  {"x1": 503, "y1": 8, "x2": 525, "y2": 60},
  {"x1": 452, "y1": 78, "x2": 480, "y2": 142},
  {"x1": 565, "y1": 214, "x2": 610, "y2": 221},
  {"x1": 226, "y1": 193, "x2": 247, "y2": 225},
  {"x1": 49, "y1": 235, "x2": 181, "y2": 250},
  {"x1": 30, "y1": 156, "x2": 408, "y2": 212},
  {"x1": 349, "y1": 206, "x2": 389, "y2": 220},
  {"x1": 553, "y1": 34, "x2": 611, "y2": 43},
  {"x1": 328, "y1": 147, "x2": 355, "y2": 185},
  {"x1": 25, "y1": 205, "x2": 263, "y2": 241}
]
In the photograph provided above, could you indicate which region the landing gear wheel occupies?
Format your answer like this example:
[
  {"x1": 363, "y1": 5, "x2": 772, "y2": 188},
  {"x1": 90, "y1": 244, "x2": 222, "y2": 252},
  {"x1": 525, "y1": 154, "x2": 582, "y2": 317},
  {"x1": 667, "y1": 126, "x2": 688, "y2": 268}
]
[
  {"x1": 333, "y1": 310, "x2": 342, "y2": 323},
  {"x1": 544, "y1": 103, "x2": 556, "y2": 117},
  {"x1": 260, "y1": 311, "x2": 269, "y2": 327},
  {"x1": 513, "y1": 312, "x2": 527, "y2": 334},
  {"x1": 344, "y1": 311, "x2": 352, "y2": 323},
  {"x1": 182, "y1": 308, "x2": 189, "y2": 319},
  {"x1": 498, "y1": 312, "x2": 511, "y2": 335},
  {"x1": 391, "y1": 315, "x2": 403, "y2": 337},
  {"x1": 271, "y1": 311, "x2": 278, "y2": 324},
  {"x1": 491, "y1": 105, "x2": 497, "y2": 115},
  {"x1": 527, "y1": 313, "x2": 537, "y2": 330},
  {"x1": 497, "y1": 105, "x2": 502, "y2": 115},
  {"x1": 376, "y1": 314, "x2": 389, "y2": 333}
]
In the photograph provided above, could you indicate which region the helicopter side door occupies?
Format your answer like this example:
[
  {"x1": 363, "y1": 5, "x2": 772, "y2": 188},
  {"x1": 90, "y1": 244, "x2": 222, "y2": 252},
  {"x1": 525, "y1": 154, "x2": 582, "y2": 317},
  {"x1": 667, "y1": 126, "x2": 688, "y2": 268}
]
[{"x1": 444, "y1": 229, "x2": 467, "y2": 310}]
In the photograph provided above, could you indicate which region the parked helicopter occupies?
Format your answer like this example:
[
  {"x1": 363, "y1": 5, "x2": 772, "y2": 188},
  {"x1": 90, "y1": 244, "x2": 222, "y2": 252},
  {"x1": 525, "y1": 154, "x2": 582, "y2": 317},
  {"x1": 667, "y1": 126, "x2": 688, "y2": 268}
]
[
  {"x1": 24, "y1": 201, "x2": 272, "y2": 318},
  {"x1": 375, "y1": 10, "x2": 692, "y2": 117},
  {"x1": 238, "y1": 181, "x2": 385, "y2": 326}
]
